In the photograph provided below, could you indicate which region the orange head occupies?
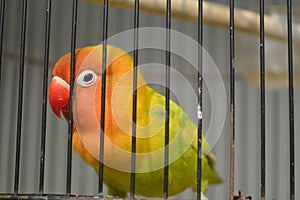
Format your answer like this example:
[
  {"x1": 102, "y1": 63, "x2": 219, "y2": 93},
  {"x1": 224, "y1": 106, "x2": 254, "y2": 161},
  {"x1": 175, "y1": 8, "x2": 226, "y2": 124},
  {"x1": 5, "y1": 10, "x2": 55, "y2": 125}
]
[{"x1": 48, "y1": 45, "x2": 135, "y2": 121}]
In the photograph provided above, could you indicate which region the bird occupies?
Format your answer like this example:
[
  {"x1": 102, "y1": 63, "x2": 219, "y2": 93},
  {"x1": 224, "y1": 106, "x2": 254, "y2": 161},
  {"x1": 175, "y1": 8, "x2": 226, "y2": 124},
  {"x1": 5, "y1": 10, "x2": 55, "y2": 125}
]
[{"x1": 48, "y1": 44, "x2": 221, "y2": 197}]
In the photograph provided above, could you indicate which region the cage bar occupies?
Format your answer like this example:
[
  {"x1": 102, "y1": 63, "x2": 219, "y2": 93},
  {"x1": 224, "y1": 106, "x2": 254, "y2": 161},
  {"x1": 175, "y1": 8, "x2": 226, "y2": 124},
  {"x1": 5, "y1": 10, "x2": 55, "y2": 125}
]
[
  {"x1": 163, "y1": 0, "x2": 171, "y2": 198},
  {"x1": 130, "y1": 0, "x2": 139, "y2": 197},
  {"x1": 0, "y1": 1, "x2": 298, "y2": 199},
  {"x1": 39, "y1": 0, "x2": 52, "y2": 194},
  {"x1": 98, "y1": 0, "x2": 109, "y2": 195},
  {"x1": 196, "y1": 0, "x2": 203, "y2": 199},
  {"x1": 0, "y1": 0, "x2": 5, "y2": 85},
  {"x1": 287, "y1": 0, "x2": 295, "y2": 199},
  {"x1": 66, "y1": 0, "x2": 78, "y2": 195},
  {"x1": 229, "y1": 0, "x2": 235, "y2": 199},
  {"x1": 259, "y1": 0, "x2": 266, "y2": 199},
  {"x1": 14, "y1": 0, "x2": 27, "y2": 194}
]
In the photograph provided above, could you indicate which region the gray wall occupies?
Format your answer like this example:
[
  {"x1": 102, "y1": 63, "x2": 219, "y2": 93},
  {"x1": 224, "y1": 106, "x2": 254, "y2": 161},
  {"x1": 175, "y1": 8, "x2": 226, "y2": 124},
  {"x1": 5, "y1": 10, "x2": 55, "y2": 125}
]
[{"x1": 0, "y1": 0, "x2": 299, "y2": 199}]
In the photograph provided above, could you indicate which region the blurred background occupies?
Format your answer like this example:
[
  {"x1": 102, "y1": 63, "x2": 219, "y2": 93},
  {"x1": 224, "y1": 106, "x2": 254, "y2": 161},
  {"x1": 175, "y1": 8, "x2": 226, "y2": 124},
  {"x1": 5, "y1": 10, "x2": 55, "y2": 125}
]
[{"x1": 0, "y1": 0, "x2": 300, "y2": 199}]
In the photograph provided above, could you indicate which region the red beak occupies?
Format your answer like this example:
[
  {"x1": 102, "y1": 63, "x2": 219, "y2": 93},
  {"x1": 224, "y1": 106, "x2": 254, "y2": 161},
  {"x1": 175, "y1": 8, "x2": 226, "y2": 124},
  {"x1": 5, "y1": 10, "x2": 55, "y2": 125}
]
[{"x1": 49, "y1": 76, "x2": 70, "y2": 119}]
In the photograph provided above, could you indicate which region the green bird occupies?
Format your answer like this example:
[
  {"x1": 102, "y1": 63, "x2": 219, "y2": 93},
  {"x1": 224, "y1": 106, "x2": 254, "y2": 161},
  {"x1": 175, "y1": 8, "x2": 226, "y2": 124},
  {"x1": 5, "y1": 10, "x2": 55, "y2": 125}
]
[{"x1": 49, "y1": 44, "x2": 221, "y2": 197}]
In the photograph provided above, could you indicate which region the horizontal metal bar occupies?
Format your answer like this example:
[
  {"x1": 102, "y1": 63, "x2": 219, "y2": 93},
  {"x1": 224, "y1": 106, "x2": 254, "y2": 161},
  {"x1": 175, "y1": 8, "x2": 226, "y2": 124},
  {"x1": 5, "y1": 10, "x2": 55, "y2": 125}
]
[
  {"x1": 79, "y1": 0, "x2": 300, "y2": 46},
  {"x1": 0, "y1": 193, "x2": 159, "y2": 200}
]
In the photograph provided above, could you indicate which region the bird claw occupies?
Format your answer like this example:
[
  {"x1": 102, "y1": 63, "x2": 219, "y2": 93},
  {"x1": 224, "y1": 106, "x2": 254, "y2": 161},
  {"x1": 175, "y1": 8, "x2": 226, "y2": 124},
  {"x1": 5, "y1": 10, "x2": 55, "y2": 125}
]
[{"x1": 234, "y1": 191, "x2": 252, "y2": 200}]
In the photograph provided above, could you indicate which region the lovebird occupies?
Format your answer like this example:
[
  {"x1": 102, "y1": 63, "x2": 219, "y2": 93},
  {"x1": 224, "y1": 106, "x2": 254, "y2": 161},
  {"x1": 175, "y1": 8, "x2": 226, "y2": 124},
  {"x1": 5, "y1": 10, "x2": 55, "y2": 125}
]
[{"x1": 48, "y1": 44, "x2": 221, "y2": 197}]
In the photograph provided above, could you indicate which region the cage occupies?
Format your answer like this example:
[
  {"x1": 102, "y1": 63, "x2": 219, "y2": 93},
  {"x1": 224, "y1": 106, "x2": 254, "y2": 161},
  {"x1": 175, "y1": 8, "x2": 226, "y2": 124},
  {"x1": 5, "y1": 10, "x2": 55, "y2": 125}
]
[{"x1": 0, "y1": 0, "x2": 299, "y2": 200}]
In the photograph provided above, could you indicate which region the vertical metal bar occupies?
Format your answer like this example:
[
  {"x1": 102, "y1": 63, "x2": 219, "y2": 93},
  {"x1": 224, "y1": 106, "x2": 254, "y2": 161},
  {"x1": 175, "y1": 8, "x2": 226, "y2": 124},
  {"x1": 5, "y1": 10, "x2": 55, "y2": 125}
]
[
  {"x1": 259, "y1": 0, "x2": 266, "y2": 199},
  {"x1": 98, "y1": 0, "x2": 109, "y2": 195},
  {"x1": 39, "y1": 0, "x2": 52, "y2": 193},
  {"x1": 229, "y1": 0, "x2": 235, "y2": 199},
  {"x1": 287, "y1": 0, "x2": 295, "y2": 199},
  {"x1": 0, "y1": 0, "x2": 5, "y2": 85},
  {"x1": 66, "y1": 0, "x2": 78, "y2": 195},
  {"x1": 14, "y1": 0, "x2": 27, "y2": 194},
  {"x1": 130, "y1": 0, "x2": 139, "y2": 197},
  {"x1": 196, "y1": 0, "x2": 203, "y2": 199},
  {"x1": 164, "y1": 0, "x2": 171, "y2": 198}
]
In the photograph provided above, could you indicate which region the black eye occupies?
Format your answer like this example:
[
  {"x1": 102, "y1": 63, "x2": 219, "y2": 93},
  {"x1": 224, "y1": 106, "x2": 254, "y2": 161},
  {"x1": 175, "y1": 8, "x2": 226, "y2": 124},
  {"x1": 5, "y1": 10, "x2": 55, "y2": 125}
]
[
  {"x1": 77, "y1": 70, "x2": 98, "y2": 87},
  {"x1": 83, "y1": 73, "x2": 94, "y2": 82}
]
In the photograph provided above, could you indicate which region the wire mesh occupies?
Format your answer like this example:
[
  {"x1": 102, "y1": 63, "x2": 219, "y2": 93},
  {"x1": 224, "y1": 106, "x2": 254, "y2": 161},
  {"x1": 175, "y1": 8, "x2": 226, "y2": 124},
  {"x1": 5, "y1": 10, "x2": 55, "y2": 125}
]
[
  {"x1": 196, "y1": 0, "x2": 203, "y2": 199},
  {"x1": 0, "y1": 0, "x2": 298, "y2": 199},
  {"x1": 14, "y1": 0, "x2": 27, "y2": 194},
  {"x1": 39, "y1": 0, "x2": 52, "y2": 194},
  {"x1": 66, "y1": 0, "x2": 78, "y2": 195},
  {"x1": 98, "y1": 0, "x2": 109, "y2": 195},
  {"x1": 163, "y1": 0, "x2": 171, "y2": 198},
  {"x1": 130, "y1": 0, "x2": 139, "y2": 197},
  {"x1": 287, "y1": 0, "x2": 295, "y2": 199},
  {"x1": 229, "y1": 0, "x2": 235, "y2": 199},
  {"x1": 259, "y1": 0, "x2": 266, "y2": 199},
  {"x1": 0, "y1": 0, "x2": 5, "y2": 85}
]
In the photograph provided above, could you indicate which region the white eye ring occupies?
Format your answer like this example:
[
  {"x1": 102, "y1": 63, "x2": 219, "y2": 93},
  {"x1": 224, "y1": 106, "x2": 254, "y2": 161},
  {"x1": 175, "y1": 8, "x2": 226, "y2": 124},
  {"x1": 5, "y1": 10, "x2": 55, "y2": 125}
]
[{"x1": 77, "y1": 70, "x2": 98, "y2": 87}]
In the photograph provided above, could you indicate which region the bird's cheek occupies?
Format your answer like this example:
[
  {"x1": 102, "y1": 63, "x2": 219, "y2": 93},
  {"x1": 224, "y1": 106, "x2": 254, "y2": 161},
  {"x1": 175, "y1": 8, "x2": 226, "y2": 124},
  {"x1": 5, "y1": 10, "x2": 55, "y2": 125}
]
[{"x1": 94, "y1": 85, "x2": 102, "y2": 122}]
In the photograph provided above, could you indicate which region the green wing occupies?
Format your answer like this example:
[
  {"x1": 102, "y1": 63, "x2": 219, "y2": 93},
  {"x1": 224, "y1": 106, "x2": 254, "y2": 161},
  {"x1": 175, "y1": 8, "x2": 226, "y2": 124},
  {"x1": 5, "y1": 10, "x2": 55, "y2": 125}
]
[{"x1": 148, "y1": 87, "x2": 222, "y2": 192}]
